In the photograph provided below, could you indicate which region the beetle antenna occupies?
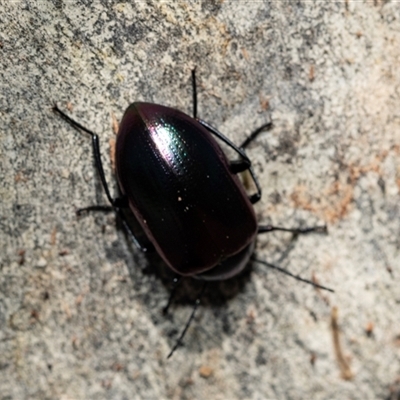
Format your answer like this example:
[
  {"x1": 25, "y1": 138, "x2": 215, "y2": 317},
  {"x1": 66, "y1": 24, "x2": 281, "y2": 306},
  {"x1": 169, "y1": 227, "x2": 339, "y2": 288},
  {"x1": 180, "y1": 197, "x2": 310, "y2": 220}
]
[
  {"x1": 167, "y1": 282, "x2": 207, "y2": 359},
  {"x1": 163, "y1": 276, "x2": 183, "y2": 315},
  {"x1": 252, "y1": 256, "x2": 334, "y2": 293}
]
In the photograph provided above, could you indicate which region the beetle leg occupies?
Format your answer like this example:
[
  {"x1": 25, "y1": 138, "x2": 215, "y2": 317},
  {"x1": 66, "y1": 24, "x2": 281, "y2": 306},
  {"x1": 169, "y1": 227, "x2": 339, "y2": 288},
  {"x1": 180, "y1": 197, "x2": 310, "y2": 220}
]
[
  {"x1": 163, "y1": 276, "x2": 183, "y2": 315},
  {"x1": 190, "y1": 68, "x2": 272, "y2": 150},
  {"x1": 76, "y1": 205, "x2": 114, "y2": 216},
  {"x1": 229, "y1": 161, "x2": 262, "y2": 204},
  {"x1": 256, "y1": 224, "x2": 332, "y2": 291},
  {"x1": 53, "y1": 105, "x2": 149, "y2": 252},
  {"x1": 252, "y1": 257, "x2": 334, "y2": 292},
  {"x1": 258, "y1": 224, "x2": 327, "y2": 235},
  {"x1": 117, "y1": 210, "x2": 152, "y2": 252},
  {"x1": 167, "y1": 282, "x2": 207, "y2": 359},
  {"x1": 198, "y1": 119, "x2": 262, "y2": 204},
  {"x1": 190, "y1": 66, "x2": 263, "y2": 197},
  {"x1": 247, "y1": 166, "x2": 262, "y2": 204},
  {"x1": 240, "y1": 121, "x2": 273, "y2": 149},
  {"x1": 53, "y1": 104, "x2": 115, "y2": 205},
  {"x1": 229, "y1": 159, "x2": 251, "y2": 174},
  {"x1": 191, "y1": 68, "x2": 197, "y2": 119}
]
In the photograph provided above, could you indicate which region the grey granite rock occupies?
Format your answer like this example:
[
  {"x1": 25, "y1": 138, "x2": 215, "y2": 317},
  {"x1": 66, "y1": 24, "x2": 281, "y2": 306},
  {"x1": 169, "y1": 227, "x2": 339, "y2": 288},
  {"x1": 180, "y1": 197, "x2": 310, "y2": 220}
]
[{"x1": 1, "y1": 2, "x2": 399, "y2": 399}]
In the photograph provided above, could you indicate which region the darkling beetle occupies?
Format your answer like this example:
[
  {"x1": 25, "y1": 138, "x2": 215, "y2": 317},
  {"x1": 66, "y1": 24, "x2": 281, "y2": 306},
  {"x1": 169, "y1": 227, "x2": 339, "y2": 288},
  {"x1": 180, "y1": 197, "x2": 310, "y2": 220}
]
[{"x1": 53, "y1": 70, "x2": 332, "y2": 358}]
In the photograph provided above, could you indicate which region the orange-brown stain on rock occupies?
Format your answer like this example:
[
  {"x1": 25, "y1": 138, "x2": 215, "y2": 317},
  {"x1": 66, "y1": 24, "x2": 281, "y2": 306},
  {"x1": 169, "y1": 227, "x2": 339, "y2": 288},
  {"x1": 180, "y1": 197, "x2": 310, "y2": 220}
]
[
  {"x1": 331, "y1": 306, "x2": 353, "y2": 380},
  {"x1": 199, "y1": 365, "x2": 213, "y2": 379},
  {"x1": 291, "y1": 149, "x2": 394, "y2": 223}
]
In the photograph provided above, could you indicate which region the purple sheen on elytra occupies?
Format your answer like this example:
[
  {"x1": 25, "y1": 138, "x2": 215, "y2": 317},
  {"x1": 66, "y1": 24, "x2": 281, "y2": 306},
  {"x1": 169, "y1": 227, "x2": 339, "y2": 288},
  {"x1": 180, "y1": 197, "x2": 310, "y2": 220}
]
[{"x1": 115, "y1": 102, "x2": 257, "y2": 276}]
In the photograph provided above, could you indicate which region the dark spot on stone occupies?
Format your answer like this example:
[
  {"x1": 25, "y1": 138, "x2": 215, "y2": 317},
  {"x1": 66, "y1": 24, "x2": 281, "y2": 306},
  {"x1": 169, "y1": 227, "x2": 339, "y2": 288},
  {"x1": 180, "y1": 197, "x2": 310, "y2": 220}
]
[
  {"x1": 201, "y1": 0, "x2": 223, "y2": 14},
  {"x1": 255, "y1": 346, "x2": 268, "y2": 366}
]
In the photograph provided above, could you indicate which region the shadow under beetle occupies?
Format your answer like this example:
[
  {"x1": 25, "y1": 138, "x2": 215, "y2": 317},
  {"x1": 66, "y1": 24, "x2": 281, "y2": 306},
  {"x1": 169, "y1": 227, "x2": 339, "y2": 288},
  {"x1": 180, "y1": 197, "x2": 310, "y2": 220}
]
[{"x1": 54, "y1": 70, "x2": 332, "y2": 358}]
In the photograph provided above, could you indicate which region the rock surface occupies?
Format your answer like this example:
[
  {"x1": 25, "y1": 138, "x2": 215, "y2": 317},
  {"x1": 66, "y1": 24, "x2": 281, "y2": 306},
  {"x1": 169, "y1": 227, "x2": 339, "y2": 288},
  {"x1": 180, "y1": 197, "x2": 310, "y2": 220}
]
[{"x1": 1, "y1": 2, "x2": 399, "y2": 399}]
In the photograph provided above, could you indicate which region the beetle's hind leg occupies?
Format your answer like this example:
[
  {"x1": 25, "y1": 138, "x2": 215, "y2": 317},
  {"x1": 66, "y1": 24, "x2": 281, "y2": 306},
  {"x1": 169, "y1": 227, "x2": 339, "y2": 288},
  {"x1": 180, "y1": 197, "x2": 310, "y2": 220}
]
[
  {"x1": 255, "y1": 224, "x2": 333, "y2": 292},
  {"x1": 252, "y1": 256, "x2": 334, "y2": 292},
  {"x1": 258, "y1": 224, "x2": 327, "y2": 235},
  {"x1": 167, "y1": 282, "x2": 208, "y2": 359}
]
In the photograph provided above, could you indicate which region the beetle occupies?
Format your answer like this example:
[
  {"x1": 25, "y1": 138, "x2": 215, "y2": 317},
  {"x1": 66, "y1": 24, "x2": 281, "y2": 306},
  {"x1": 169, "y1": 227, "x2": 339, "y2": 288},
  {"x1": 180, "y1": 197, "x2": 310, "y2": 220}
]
[{"x1": 53, "y1": 70, "x2": 332, "y2": 357}]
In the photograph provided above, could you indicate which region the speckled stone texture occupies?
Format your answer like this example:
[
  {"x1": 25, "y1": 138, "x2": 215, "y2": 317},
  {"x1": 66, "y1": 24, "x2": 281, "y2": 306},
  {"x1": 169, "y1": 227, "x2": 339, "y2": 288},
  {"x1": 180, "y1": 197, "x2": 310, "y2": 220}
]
[{"x1": 1, "y1": 1, "x2": 399, "y2": 399}]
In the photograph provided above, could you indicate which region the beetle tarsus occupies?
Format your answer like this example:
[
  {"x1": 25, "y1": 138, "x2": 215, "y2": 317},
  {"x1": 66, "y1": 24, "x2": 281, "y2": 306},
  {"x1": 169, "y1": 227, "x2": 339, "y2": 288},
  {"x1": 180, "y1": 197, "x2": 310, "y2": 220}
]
[
  {"x1": 76, "y1": 205, "x2": 114, "y2": 216},
  {"x1": 258, "y1": 224, "x2": 328, "y2": 235},
  {"x1": 249, "y1": 193, "x2": 261, "y2": 204}
]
